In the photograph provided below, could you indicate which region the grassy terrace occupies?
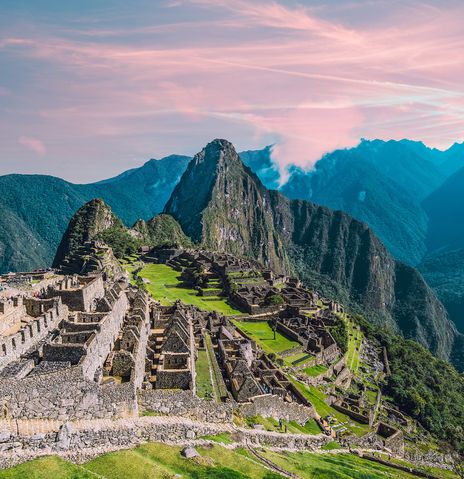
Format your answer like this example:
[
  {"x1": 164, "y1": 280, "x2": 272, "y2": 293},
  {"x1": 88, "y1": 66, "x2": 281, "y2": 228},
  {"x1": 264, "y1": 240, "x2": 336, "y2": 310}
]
[
  {"x1": 232, "y1": 320, "x2": 300, "y2": 356},
  {"x1": 137, "y1": 263, "x2": 241, "y2": 315},
  {"x1": 259, "y1": 450, "x2": 437, "y2": 479},
  {"x1": 195, "y1": 350, "x2": 213, "y2": 399},
  {"x1": 289, "y1": 377, "x2": 370, "y2": 437},
  {"x1": 1, "y1": 442, "x2": 455, "y2": 479},
  {"x1": 344, "y1": 314, "x2": 363, "y2": 373},
  {"x1": 303, "y1": 364, "x2": 328, "y2": 377},
  {"x1": 238, "y1": 415, "x2": 321, "y2": 435}
]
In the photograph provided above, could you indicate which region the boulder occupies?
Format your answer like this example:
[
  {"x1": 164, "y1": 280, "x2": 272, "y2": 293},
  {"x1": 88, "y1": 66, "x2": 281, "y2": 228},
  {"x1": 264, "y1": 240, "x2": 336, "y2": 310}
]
[{"x1": 181, "y1": 446, "x2": 199, "y2": 458}]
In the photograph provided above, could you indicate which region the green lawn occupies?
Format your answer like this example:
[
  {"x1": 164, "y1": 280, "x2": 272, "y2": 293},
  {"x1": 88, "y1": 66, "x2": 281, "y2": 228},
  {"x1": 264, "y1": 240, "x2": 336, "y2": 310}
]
[
  {"x1": 0, "y1": 443, "x2": 282, "y2": 479},
  {"x1": 260, "y1": 450, "x2": 441, "y2": 479},
  {"x1": 233, "y1": 320, "x2": 300, "y2": 355},
  {"x1": 137, "y1": 264, "x2": 241, "y2": 315},
  {"x1": 199, "y1": 432, "x2": 233, "y2": 444},
  {"x1": 195, "y1": 350, "x2": 213, "y2": 399},
  {"x1": 243, "y1": 415, "x2": 321, "y2": 435},
  {"x1": 0, "y1": 443, "x2": 455, "y2": 479},
  {"x1": 283, "y1": 351, "x2": 311, "y2": 366},
  {"x1": 303, "y1": 364, "x2": 328, "y2": 377}
]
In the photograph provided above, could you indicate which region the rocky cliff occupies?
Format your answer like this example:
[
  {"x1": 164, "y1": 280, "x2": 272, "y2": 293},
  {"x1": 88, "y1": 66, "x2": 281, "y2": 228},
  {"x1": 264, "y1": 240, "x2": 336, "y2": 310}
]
[
  {"x1": 164, "y1": 139, "x2": 290, "y2": 272},
  {"x1": 164, "y1": 139, "x2": 460, "y2": 363},
  {"x1": 53, "y1": 198, "x2": 121, "y2": 268}
]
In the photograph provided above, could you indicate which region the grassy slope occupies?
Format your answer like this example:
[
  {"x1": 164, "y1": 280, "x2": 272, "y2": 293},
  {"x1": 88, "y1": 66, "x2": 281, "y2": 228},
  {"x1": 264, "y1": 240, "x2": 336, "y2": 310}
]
[
  {"x1": 1, "y1": 443, "x2": 455, "y2": 479},
  {"x1": 261, "y1": 450, "x2": 435, "y2": 479},
  {"x1": 138, "y1": 263, "x2": 241, "y2": 315}
]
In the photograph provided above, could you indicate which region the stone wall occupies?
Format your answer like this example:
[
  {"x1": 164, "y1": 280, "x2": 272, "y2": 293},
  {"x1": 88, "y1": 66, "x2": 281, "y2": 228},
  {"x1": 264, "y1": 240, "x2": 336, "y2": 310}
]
[
  {"x1": 52, "y1": 276, "x2": 105, "y2": 312},
  {"x1": 237, "y1": 394, "x2": 317, "y2": 424},
  {"x1": 80, "y1": 292, "x2": 128, "y2": 381},
  {"x1": 138, "y1": 389, "x2": 233, "y2": 423},
  {"x1": 0, "y1": 416, "x2": 331, "y2": 469},
  {"x1": 0, "y1": 365, "x2": 137, "y2": 420},
  {"x1": 0, "y1": 299, "x2": 68, "y2": 370}
]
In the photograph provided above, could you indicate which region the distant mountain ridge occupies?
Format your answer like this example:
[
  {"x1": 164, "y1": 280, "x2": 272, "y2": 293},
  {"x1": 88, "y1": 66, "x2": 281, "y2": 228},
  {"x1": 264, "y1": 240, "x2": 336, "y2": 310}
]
[{"x1": 0, "y1": 155, "x2": 190, "y2": 273}]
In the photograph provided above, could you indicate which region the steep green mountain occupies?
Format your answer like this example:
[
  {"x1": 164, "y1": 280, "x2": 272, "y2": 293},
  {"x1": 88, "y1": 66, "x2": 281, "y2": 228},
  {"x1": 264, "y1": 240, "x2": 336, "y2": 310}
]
[
  {"x1": 0, "y1": 155, "x2": 190, "y2": 274},
  {"x1": 420, "y1": 249, "x2": 464, "y2": 335},
  {"x1": 53, "y1": 198, "x2": 123, "y2": 267},
  {"x1": 131, "y1": 214, "x2": 192, "y2": 248},
  {"x1": 54, "y1": 198, "x2": 190, "y2": 270},
  {"x1": 423, "y1": 165, "x2": 464, "y2": 253},
  {"x1": 164, "y1": 139, "x2": 290, "y2": 272},
  {"x1": 164, "y1": 139, "x2": 461, "y2": 364},
  {"x1": 282, "y1": 152, "x2": 428, "y2": 265}
]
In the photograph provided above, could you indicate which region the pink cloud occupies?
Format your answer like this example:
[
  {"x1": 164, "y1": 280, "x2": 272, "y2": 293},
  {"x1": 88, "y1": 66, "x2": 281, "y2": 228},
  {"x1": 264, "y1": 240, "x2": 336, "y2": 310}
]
[
  {"x1": 19, "y1": 136, "x2": 46, "y2": 156},
  {"x1": 1, "y1": 0, "x2": 464, "y2": 181}
]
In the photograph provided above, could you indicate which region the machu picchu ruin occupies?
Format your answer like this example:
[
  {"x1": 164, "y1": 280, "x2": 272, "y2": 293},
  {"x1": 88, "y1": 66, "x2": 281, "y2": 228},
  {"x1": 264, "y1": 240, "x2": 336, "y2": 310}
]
[
  {"x1": 0, "y1": 236, "x2": 451, "y2": 475},
  {"x1": 0, "y1": 139, "x2": 462, "y2": 479}
]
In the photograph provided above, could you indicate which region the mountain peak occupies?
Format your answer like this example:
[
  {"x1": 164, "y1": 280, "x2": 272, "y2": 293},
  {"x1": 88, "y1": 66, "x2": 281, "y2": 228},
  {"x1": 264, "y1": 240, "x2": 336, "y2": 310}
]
[{"x1": 52, "y1": 198, "x2": 119, "y2": 268}]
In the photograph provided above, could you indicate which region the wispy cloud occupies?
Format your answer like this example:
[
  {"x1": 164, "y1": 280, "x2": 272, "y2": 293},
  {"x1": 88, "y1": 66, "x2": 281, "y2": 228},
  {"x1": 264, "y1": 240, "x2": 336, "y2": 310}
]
[
  {"x1": 18, "y1": 136, "x2": 46, "y2": 156},
  {"x1": 0, "y1": 0, "x2": 463, "y2": 181}
]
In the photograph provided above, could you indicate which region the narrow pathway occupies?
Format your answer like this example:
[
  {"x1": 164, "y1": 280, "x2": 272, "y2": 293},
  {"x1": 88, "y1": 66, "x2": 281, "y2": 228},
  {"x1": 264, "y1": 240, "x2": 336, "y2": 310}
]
[{"x1": 246, "y1": 444, "x2": 301, "y2": 479}]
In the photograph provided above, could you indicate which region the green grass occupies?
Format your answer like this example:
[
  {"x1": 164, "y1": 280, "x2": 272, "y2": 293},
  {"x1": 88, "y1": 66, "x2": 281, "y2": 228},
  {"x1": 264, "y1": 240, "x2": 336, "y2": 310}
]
[
  {"x1": 371, "y1": 452, "x2": 459, "y2": 479},
  {"x1": 287, "y1": 419, "x2": 321, "y2": 435},
  {"x1": 321, "y1": 441, "x2": 341, "y2": 450},
  {"x1": 242, "y1": 416, "x2": 320, "y2": 435},
  {"x1": 196, "y1": 350, "x2": 214, "y2": 399},
  {"x1": 0, "y1": 443, "x2": 283, "y2": 479},
  {"x1": 260, "y1": 450, "x2": 440, "y2": 479},
  {"x1": 288, "y1": 377, "x2": 369, "y2": 437},
  {"x1": 283, "y1": 351, "x2": 311, "y2": 366},
  {"x1": 0, "y1": 443, "x2": 455, "y2": 479},
  {"x1": 232, "y1": 320, "x2": 300, "y2": 355},
  {"x1": 199, "y1": 432, "x2": 234, "y2": 444},
  {"x1": 303, "y1": 364, "x2": 328, "y2": 377},
  {"x1": 137, "y1": 263, "x2": 241, "y2": 315},
  {"x1": 0, "y1": 456, "x2": 94, "y2": 479},
  {"x1": 343, "y1": 315, "x2": 363, "y2": 373}
]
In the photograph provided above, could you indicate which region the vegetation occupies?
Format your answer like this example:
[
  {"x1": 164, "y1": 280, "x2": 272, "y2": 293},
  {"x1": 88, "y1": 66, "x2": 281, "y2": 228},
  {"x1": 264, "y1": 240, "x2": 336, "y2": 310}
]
[
  {"x1": 137, "y1": 263, "x2": 241, "y2": 315},
  {"x1": 303, "y1": 364, "x2": 328, "y2": 377},
  {"x1": 359, "y1": 316, "x2": 464, "y2": 453},
  {"x1": 0, "y1": 443, "x2": 283, "y2": 479},
  {"x1": 232, "y1": 320, "x2": 299, "y2": 355},
  {"x1": 97, "y1": 226, "x2": 142, "y2": 258},
  {"x1": 288, "y1": 377, "x2": 369, "y2": 437},
  {"x1": 344, "y1": 315, "x2": 363, "y2": 372},
  {"x1": 260, "y1": 449, "x2": 434, "y2": 479},
  {"x1": 266, "y1": 293, "x2": 284, "y2": 305},
  {"x1": 195, "y1": 350, "x2": 214, "y2": 399},
  {"x1": 329, "y1": 316, "x2": 348, "y2": 353},
  {"x1": 199, "y1": 432, "x2": 233, "y2": 444}
]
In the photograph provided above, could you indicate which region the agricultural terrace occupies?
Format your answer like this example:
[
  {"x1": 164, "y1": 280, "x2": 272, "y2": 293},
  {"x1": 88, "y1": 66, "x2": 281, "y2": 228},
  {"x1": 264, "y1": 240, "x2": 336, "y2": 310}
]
[
  {"x1": 232, "y1": 320, "x2": 300, "y2": 356},
  {"x1": 289, "y1": 377, "x2": 370, "y2": 437},
  {"x1": 137, "y1": 263, "x2": 241, "y2": 315},
  {"x1": 342, "y1": 314, "x2": 363, "y2": 373}
]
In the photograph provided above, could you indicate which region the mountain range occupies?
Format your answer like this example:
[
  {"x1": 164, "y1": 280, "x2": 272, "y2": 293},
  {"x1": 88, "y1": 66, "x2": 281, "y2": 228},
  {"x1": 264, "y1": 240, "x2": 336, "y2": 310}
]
[
  {"x1": 1, "y1": 138, "x2": 464, "y2": 347},
  {"x1": 52, "y1": 139, "x2": 463, "y2": 371}
]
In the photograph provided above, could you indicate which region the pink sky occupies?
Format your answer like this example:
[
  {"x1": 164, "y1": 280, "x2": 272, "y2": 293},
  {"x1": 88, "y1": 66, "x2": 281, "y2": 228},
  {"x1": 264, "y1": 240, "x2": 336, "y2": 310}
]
[{"x1": 0, "y1": 0, "x2": 463, "y2": 182}]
